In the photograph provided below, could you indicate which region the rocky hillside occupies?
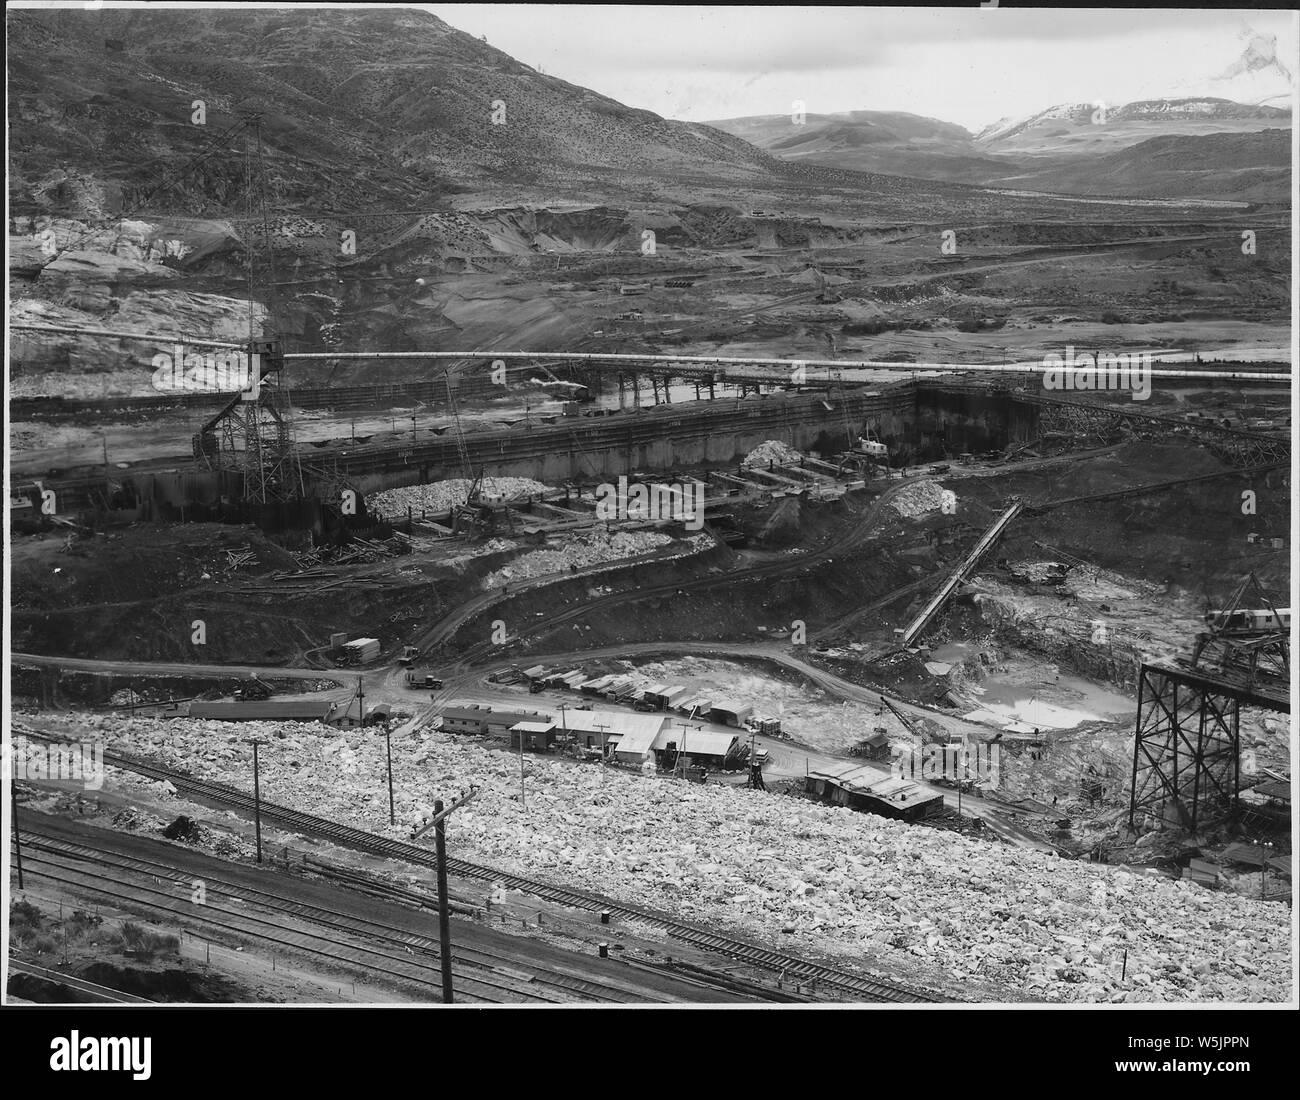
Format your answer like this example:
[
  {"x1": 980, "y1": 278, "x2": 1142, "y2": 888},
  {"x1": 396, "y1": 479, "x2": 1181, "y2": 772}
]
[
  {"x1": 975, "y1": 98, "x2": 1291, "y2": 159},
  {"x1": 708, "y1": 110, "x2": 1014, "y2": 186},
  {"x1": 9, "y1": 7, "x2": 992, "y2": 385},
  {"x1": 8, "y1": 6, "x2": 774, "y2": 218},
  {"x1": 991, "y1": 128, "x2": 1292, "y2": 204}
]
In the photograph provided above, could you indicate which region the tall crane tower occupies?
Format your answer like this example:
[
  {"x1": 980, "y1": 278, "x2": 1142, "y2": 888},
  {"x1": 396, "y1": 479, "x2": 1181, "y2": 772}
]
[{"x1": 190, "y1": 113, "x2": 304, "y2": 503}]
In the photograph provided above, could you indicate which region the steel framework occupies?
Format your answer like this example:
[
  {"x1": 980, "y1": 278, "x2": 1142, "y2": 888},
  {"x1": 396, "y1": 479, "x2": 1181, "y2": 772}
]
[
  {"x1": 192, "y1": 339, "x2": 303, "y2": 502},
  {"x1": 1129, "y1": 574, "x2": 1290, "y2": 832},
  {"x1": 1014, "y1": 392, "x2": 1290, "y2": 468}
]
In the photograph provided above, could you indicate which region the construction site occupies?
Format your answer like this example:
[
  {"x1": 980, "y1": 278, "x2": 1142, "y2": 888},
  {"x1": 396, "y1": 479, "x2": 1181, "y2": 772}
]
[{"x1": 6, "y1": 6, "x2": 1295, "y2": 1010}]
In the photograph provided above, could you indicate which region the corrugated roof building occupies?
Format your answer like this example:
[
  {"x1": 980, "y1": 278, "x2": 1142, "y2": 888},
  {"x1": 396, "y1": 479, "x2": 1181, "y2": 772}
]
[
  {"x1": 806, "y1": 761, "x2": 944, "y2": 822},
  {"x1": 653, "y1": 727, "x2": 739, "y2": 764},
  {"x1": 709, "y1": 700, "x2": 753, "y2": 727},
  {"x1": 557, "y1": 710, "x2": 666, "y2": 756},
  {"x1": 189, "y1": 700, "x2": 332, "y2": 723}
]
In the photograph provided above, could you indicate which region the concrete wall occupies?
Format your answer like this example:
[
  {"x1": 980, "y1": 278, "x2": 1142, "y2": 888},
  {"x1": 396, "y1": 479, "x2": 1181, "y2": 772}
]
[
  {"x1": 899, "y1": 387, "x2": 1041, "y2": 462},
  {"x1": 345, "y1": 389, "x2": 915, "y2": 495}
]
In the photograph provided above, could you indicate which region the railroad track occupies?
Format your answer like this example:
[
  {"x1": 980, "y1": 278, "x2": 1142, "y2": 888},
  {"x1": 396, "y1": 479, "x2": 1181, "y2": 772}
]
[
  {"x1": 18, "y1": 730, "x2": 943, "y2": 1003},
  {"x1": 14, "y1": 827, "x2": 648, "y2": 1004}
]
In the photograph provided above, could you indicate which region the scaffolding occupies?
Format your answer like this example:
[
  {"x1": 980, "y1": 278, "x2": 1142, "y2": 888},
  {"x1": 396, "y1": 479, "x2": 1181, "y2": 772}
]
[{"x1": 193, "y1": 339, "x2": 303, "y2": 502}]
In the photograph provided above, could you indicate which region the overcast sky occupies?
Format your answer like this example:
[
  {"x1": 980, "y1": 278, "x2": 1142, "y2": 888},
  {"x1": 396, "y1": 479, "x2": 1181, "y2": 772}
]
[{"x1": 429, "y1": 6, "x2": 1297, "y2": 130}]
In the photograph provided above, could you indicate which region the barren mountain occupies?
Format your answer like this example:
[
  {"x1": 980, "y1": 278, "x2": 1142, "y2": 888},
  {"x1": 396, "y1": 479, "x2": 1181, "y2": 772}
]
[
  {"x1": 988, "y1": 128, "x2": 1292, "y2": 205},
  {"x1": 708, "y1": 110, "x2": 1014, "y2": 186},
  {"x1": 713, "y1": 96, "x2": 1291, "y2": 203},
  {"x1": 975, "y1": 98, "x2": 1290, "y2": 157},
  {"x1": 7, "y1": 5, "x2": 778, "y2": 218}
]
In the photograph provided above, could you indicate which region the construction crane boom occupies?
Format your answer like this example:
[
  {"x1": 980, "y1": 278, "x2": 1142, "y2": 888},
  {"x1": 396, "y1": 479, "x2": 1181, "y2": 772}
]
[{"x1": 881, "y1": 695, "x2": 943, "y2": 744}]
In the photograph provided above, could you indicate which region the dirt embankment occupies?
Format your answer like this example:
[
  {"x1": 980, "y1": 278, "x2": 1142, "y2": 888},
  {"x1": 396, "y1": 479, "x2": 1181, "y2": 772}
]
[
  {"x1": 958, "y1": 442, "x2": 1291, "y2": 596},
  {"x1": 9, "y1": 525, "x2": 517, "y2": 665}
]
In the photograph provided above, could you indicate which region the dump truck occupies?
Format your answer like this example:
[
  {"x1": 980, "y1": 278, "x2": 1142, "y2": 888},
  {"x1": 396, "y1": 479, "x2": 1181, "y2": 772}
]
[{"x1": 397, "y1": 644, "x2": 421, "y2": 666}]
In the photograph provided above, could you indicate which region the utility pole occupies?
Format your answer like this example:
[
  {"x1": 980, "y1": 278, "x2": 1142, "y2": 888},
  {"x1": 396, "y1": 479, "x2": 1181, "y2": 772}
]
[
  {"x1": 434, "y1": 799, "x2": 453, "y2": 1001},
  {"x1": 411, "y1": 788, "x2": 479, "y2": 1003},
  {"x1": 593, "y1": 722, "x2": 610, "y2": 781},
  {"x1": 677, "y1": 721, "x2": 701, "y2": 778},
  {"x1": 383, "y1": 723, "x2": 395, "y2": 825},
  {"x1": 518, "y1": 722, "x2": 526, "y2": 809},
  {"x1": 244, "y1": 738, "x2": 265, "y2": 863}
]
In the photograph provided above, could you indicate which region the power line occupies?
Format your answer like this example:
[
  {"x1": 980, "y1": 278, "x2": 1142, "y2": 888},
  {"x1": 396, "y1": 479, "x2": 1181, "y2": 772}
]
[{"x1": 10, "y1": 322, "x2": 244, "y2": 349}]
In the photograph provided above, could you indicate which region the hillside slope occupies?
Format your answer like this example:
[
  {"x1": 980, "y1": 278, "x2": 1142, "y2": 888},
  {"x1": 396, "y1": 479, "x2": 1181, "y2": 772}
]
[
  {"x1": 712, "y1": 94, "x2": 1291, "y2": 201},
  {"x1": 7, "y1": 6, "x2": 775, "y2": 218},
  {"x1": 992, "y1": 128, "x2": 1292, "y2": 203}
]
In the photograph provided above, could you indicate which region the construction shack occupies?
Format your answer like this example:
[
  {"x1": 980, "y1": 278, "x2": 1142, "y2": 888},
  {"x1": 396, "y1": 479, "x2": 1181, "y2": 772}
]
[
  {"x1": 805, "y1": 762, "x2": 944, "y2": 822},
  {"x1": 509, "y1": 721, "x2": 559, "y2": 752},
  {"x1": 189, "y1": 700, "x2": 332, "y2": 723},
  {"x1": 653, "y1": 727, "x2": 740, "y2": 768},
  {"x1": 710, "y1": 700, "x2": 753, "y2": 728},
  {"x1": 439, "y1": 705, "x2": 491, "y2": 735},
  {"x1": 856, "y1": 730, "x2": 891, "y2": 761},
  {"x1": 485, "y1": 709, "x2": 552, "y2": 734},
  {"x1": 325, "y1": 698, "x2": 388, "y2": 727},
  {"x1": 557, "y1": 710, "x2": 665, "y2": 758}
]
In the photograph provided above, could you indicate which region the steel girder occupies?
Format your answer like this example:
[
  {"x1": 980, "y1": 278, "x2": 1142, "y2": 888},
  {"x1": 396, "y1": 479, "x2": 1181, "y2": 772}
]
[{"x1": 1129, "y1": 665, "x2": 1242, "y2": 833}]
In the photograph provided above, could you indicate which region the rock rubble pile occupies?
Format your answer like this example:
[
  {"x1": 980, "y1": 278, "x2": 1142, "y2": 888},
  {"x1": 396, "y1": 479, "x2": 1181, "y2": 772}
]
[
  {"x1": 71, "y1": 715, "x2": 1290, "y2": 1003},
  {"x1": 481, "y1": 529, "x2": 698, "y2": 588},
  {"x1": 369, "y1": 477, "x2": 551, "y2": 515},
  {"x1": 890, "y1": 479, "x2": 946, "y2": 518},
  {"x1": 743, "y1": 440, "x2": 802, "y2": 468}
]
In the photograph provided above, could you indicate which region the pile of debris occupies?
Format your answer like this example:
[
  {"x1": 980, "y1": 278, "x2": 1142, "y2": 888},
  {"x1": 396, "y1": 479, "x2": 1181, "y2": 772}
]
[
  {"x1": 890, "y1": 480, "x2": 946, "y2": 518},
  {"x1": 222, "y1": 545, "x2": 260, "y2": 570},
  {"x1": 743, "y1": 440, "x2": 802, "y2": 468},
  {"x1": 287, "y1": 532, "x2": 411, "y2": 571},
  {"x1": 1006, "y1": 560, "x2": 1071, "y2": 586},
  {"x1": 480, "y1": 529, "x2": 690, "y2": 588},
  {"x1": 67, "y1": 713, "x2": 1293, "y2": 1004},
  {"x1": 370, "y1": 477, "x2": 551, "y2": 515}
]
